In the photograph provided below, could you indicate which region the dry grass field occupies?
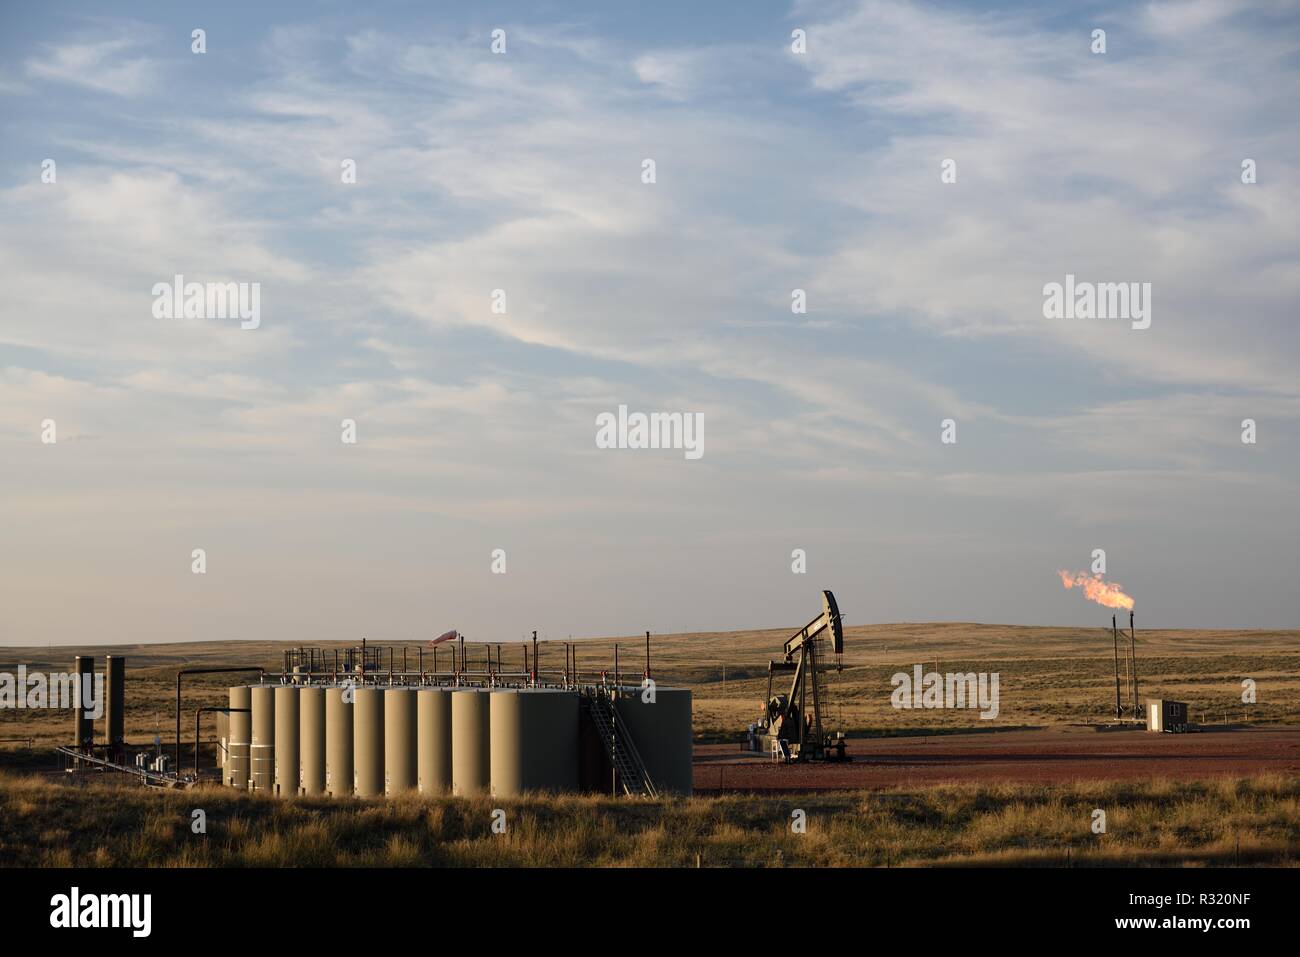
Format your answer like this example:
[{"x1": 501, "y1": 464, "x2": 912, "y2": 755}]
[{"x1": 0, "y1": 769, "x2": 1295, "y2": 867}]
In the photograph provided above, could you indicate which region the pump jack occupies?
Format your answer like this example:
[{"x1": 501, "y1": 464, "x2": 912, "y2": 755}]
[{"x1": 749, "y1": 590, "x2": 848, "y2": 762}]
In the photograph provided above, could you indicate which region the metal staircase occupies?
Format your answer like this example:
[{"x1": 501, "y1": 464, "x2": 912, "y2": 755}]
[{"x1": 583, "y1": 691, "x2": 658, "y2": 798}]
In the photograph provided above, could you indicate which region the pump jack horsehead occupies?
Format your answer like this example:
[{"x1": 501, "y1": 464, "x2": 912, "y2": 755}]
[{"x1": 756, "y1": 590, "x2": 849, "y2": 762}]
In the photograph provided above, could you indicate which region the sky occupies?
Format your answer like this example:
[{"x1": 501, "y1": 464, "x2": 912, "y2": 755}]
[{"x1": 1, "y1": 0, "x2": 1297, "y2": 646}]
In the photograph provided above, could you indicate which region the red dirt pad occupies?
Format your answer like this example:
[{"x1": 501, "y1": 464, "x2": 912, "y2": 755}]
[{"x1": 693, "y1": 727, "x2": 1300, "y2": 792}]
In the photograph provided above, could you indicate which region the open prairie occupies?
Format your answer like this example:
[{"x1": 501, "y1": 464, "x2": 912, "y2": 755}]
[
  {"x1": 3, "y1": 622, "x2": 1297, "y2": 749},
  {"x1": 2, "y1": 623, "x2": 1297, "y2": 867}
]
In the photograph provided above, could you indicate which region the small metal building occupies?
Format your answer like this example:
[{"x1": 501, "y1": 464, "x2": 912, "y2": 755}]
[{"x1": 1147, "y1": 698, "x2": 1189, "y2": 733}]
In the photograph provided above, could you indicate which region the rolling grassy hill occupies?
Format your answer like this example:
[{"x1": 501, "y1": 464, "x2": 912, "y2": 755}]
[{"x1": 2, "y1": 623, "x2": 1297, "y2": 750}]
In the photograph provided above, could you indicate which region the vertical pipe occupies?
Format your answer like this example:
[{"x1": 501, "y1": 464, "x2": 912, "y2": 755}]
[
  {"x1": 72, "y1": 655, "x2": 95, "y2": 754},
  {"x1": 645, "y1": 631, "x2": 651, "y2": 680},
  {"x1": 1123, "y1": 619, "x2": 1132, "y2": 717},
  {"x1": 1112, "y1": 616, "x2": 1122, "y2": 719},
  {"x1": 1129, "y1": 611, "x2": 1139, "y2": 716},
  {"x1": 194, "y1": 708, "x2": 201, "y2": 777},
  {"x1": 105, "y1": 655, "x2": 125, "y2": 762}
]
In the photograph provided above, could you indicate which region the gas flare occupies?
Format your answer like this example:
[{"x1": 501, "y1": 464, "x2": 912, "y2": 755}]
[{"x1": 1058, "y1": 570, "x2": 1135, "y2": 610}]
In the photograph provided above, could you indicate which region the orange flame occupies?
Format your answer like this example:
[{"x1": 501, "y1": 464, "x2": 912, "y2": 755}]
[{"x1": 1058, "y1": 570, "x2": 1135, "y2": 610}]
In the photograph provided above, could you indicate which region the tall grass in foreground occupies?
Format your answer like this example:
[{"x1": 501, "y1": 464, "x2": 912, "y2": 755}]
[{"x1": 1, "y1": 772, "x2": 1295, "y2": 867}]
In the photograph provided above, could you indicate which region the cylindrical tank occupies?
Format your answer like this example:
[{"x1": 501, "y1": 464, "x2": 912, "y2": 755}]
[
  {"x1": 451, "y1": 690, "x2": 490, "y2": 796},
  {"x1": 227, "y1": 686, "x2": 252, "y2": 789},
  {"x1": 490, "y1": 689, "x2": 579, "y2": 797},
  {"x1": 299, "y1": 686, "x2": 326, "y2": 796},
  {"x1": 250, "y1": 686, "x2": 275, "y2": 792},
  {"x1": 274, "y1": 686, "x2": 300, "y2": 797},
  {"x1": 104, "y1": 655, "x2": 126, "y2": 762},
  {"x1": 417, "y1": 688, "x2": 452, "y2": 795},
  {"x1": 72, "y1": 655, "x2": 95, "y2": 752},
  {"x1": 613, "y1": 688, "x2": 693, "y2": 794},
  {"x1": 353, "y1": 687, "x2": 385, "y2": 797},
  {"x1": 325, "y1": 685, "x2": 353, "y2": 797},
  {"x1": 384, "y1": 688, "x2": 417, "y2": 795}
]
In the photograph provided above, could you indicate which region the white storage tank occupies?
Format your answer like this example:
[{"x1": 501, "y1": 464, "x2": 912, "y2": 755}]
[
  {"x1": 325, "y1": 685, "x2": 353, "y2": 797},
  {"x1": 451, "y1": 690, "x2": 490, "y2": 796},
  {"x1": 417, "y1": 688, "x2": 452, "y2": 795},
  {"x1": 226, "y1": 686, "x2": 251, "y2": 789},
  {"x1": 490, "y1": 689, "x2": 579, "y2": 797},
  {"x1": 353, "y1": 686, "x2": 385, "y2": 797},
  {"x1": 299, "y1": 686, "x2": 326, "y2": 796},
  {"x1": 250, "y1": 686, "x2": 276, "y2": 792},
  {"x1": 384, "y1": 688, "x2": 417, "y2": 795},
  {"x1": 274, "y1": 685, "x2": 300, "y2": 797},
  {"x1": 614, "y1": 687, "x2": 693, "y2": 795}
]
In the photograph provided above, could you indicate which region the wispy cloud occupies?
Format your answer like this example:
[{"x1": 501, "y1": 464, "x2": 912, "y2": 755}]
[
  {"x1": 25, "y1": 36, "x2": 159, "y2": 96},
  {"x1": 2, "y1": 1, "x2": 1297, "y2": 641}
]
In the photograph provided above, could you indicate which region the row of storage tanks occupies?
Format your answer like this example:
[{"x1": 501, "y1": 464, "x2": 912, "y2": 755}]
[{"x1": 222, "y1": 685, "x2": 693, "y2": 798}]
